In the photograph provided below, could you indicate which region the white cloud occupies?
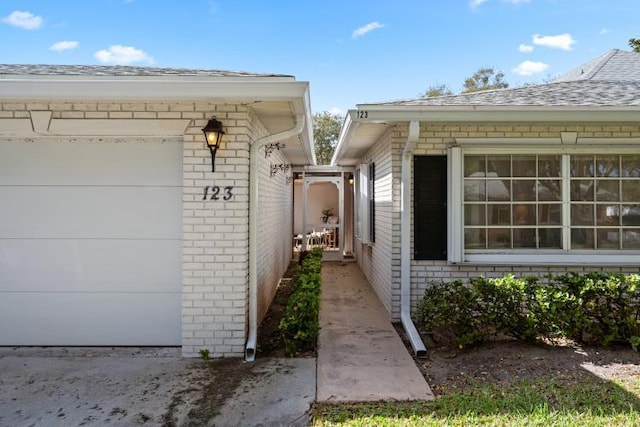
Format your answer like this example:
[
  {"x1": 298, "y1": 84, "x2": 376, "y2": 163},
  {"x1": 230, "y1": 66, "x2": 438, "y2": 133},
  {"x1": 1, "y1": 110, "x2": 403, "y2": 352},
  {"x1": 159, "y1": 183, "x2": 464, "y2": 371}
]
[
  {"x1": 512, "y1": 60, "x2": 549, "y2": 76},
  {"x1": 504, "y1": 0, "x2": 530, "y2": 3},
  {"x1": 351, "y1": 22, "x2": 384, "y2": 39},
  {"x1": 49, "y1": 40, "x2": 79, "y2": 52},
  {"x1": 599, "y1": 28, "x2": 609, "y2": 35},
  {"x1": 94, "y1": 45, "x2": 154, "y2": 65},
  {"x1": 519, "y1": 44, "x2": 534, "y2": 53},
  {"x1": 532, "y1": 33, "x2": 576, "y2": 51},
  {"x1": 470, "y1": 0, "x2": 489, "y2": 8},
  {"x1": 2, "y1": 10, "x2": 43, "y2": 30}
]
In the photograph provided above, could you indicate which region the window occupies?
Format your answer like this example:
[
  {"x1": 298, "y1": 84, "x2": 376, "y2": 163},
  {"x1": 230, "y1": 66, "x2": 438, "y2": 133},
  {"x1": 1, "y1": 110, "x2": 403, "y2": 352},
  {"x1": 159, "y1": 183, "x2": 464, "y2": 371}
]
[
  {"x1": 356, "y1": 163, "x2": 374, "y2": 244},
  {"x1": 451, "y1": 149, "x2": 640, "y2": 264}
]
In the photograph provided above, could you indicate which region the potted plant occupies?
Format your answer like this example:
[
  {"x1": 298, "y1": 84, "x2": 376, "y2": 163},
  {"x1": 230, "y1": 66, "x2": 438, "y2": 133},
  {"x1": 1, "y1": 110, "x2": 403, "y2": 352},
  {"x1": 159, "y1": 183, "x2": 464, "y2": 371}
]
[{"x1": 321, "y1": 208, "x2": 333, "y2": 223}]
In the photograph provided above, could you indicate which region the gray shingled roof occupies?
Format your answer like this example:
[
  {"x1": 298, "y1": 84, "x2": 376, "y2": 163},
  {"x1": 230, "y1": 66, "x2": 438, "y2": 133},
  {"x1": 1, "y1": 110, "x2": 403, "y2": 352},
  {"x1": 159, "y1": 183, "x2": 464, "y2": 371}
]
[
  {"x1": 554, "y1": 49, "x2": 640, "y2": 82},
  {"x1": 371, "y1": 49, "x2": 640, "y2": 108},
  {"x1": 0, "y1": 64, "x2": 291, "y2": 78}
]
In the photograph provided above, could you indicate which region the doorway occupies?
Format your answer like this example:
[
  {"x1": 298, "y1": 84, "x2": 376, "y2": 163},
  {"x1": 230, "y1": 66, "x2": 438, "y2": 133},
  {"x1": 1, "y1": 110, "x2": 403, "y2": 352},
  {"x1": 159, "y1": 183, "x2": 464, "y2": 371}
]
[{"x1": 293, "y1": 168, "x2": 354, "y2": 262}]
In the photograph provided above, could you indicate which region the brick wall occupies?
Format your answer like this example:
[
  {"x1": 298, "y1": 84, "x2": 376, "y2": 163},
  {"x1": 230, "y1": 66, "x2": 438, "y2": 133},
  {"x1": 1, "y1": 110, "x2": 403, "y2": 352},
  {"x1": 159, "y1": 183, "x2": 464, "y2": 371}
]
[
  {"x1": 409, "y1": 122, "x2": 640, "y2": 314},
  {"x1": 1, "y1": 99, "x2": 294, "y2": 357},
  {"x1": 355, "y1": 133, "x2": 396, "y2": 316},
  {"x1": 353, "y1": 122, "x2": 640, "y2": 321}
]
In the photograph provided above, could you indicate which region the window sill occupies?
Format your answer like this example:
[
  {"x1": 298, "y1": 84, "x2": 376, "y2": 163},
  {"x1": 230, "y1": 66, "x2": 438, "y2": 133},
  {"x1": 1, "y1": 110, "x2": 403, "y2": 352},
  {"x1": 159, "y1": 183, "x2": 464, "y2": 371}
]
[{"x1": 457, "y1": 252, "x2": 640, "y2": 267}]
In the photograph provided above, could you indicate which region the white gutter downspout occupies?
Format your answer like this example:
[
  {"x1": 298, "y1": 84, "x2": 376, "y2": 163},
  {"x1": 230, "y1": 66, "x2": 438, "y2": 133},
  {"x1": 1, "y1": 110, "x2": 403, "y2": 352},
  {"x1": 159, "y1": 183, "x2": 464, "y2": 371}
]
[
  {"x1": 245, "y1": 112, "x2": 306, "y2": 362},
  {"x1": 400, "y1": 120, "x2": 427, "y2": 357}
]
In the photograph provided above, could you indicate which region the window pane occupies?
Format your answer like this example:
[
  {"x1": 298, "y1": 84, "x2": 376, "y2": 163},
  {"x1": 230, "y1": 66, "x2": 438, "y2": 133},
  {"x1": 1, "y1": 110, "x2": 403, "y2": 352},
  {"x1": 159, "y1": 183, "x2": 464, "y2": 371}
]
[
  {"x1": 571, "y1": 228, "x2": 594, "y2": 249},
  {"x1": 487, "y1": 204, "x2": 510, "y2": 225},
  {"x1": 596, "y1": 180, "x2": 620, "y2": 201},
  {"x1": 571, "y1": 180, "x2": 594, "y2": 201},
  {"x1": 465, "y1": 155, "x2": 485, "y2": 177},
  {"x1": 622, "y1": 205, "x2": 640, "y2": 226},
  {"x1": 571, "y1": 205, "x2": 594, "y2": 226},
  {"x1": 623, "y1": 229, "x2": 640, "y2": 249},
  {"x1": 513, "y1": 180, "x2": 536, "y2": 201},
  {"x1": 513, "y1": 156, "x2": 536, "y2": 177},
  {"x1": 539, "y1": 155, "x2": 561, "y2": 177},
  {"x1": 513, "y1": 204, "x2": 535, "y2": 225},
  {"x1": 537, "y1": 180, "x2": 561, "y2": 201},
  {"x1": 597, "y1": 205, "x2": 620, "y2": 226},
  {"x1": 597, "y1": 229, "x2": 620, "y2": 249},
  {"x1": 539, "y1": 228, "x2": 562, "y2": 249},
  {"x1": 571, "y1": 155, "x2": 594, "y2": 177},
  {"x1": 488, "y1": 228, "x2": 510, "y2": 248},
  {"x1": 622, "y1": 181, "x2": 640, "y2": 202},
  {"x1": 465, "y1": 228, "x2": 486, "y2": 249},
  {"x1": 513, "y1": 228, "x2": 536, "y2": 248},
  {"x1": 487, "y1": 155, "x2": 511, "y2": 177},
  {"x1": 487, "y1": 180, "x2": 510, "y2": 201},
  {"x1": 538, "y1": 204, "x2": 561, "y2": 225},
  {"x1": 464, "y1": 204, "x2": 486, "y2": 226},
  {"x1": 596, "y1": 155, "x2": 620, "y2": 177},
  {"x1": 464, "y1": 179, "x2": 486, "y2": 201},
  {"x1": 622, "y1": 156, "x2": 640, "y2": 177}
]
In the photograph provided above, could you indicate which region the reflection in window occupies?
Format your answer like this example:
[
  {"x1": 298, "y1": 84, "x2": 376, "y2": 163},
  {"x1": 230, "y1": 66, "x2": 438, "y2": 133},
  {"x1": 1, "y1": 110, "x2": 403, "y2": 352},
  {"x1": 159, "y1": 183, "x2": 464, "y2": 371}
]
[{"x1": 464, "y1": 153, "x2": 640, "y2": 252}]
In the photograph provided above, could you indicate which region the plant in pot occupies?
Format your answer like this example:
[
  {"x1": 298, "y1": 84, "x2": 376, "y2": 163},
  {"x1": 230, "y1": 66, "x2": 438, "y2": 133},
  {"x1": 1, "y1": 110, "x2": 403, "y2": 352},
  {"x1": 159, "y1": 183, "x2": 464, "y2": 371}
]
[{"x1": 321, "y1": 208, "x2": 333, "y2": 223}]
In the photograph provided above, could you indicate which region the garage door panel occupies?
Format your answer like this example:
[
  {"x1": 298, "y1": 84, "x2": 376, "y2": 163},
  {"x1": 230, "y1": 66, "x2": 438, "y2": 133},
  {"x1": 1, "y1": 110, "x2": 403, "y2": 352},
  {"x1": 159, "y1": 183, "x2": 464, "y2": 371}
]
[
  {"x1": 0, "y1": 141, "x2": 182, "y2": 186},
  {"x1": 0, "y1": 186, "x2": 181, "y2": 239},
  {"x1": 0, "y1": 239, "x2": 180, "y2": 293},
  {"x1": 0, "y1": 292, "x2": 181, "y2": 346}
]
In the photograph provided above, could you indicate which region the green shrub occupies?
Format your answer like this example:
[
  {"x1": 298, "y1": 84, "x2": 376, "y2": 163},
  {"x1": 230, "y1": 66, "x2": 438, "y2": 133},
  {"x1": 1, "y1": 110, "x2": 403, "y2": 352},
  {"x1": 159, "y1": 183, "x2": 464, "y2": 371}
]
[
  {"x1": 414, "y1": 272, "x2": 640, "y2": 350},
  {"x1": 278, "y1": 247, "x2": 323, "y2": 356}
]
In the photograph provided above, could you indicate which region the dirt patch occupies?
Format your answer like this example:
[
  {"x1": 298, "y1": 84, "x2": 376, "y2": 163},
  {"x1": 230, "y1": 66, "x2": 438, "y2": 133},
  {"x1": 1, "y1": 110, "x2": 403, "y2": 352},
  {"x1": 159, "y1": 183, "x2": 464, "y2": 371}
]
[{"x1": 395, "y1": 325, "x2": 640, "y2": 396}]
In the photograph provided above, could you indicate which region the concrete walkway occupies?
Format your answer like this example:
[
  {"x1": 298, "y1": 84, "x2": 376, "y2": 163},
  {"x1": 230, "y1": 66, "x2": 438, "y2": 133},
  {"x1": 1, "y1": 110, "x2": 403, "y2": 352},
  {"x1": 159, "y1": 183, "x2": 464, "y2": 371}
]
[{"x1": 317, "y1": 262, "x2": 434, "y2": 402}]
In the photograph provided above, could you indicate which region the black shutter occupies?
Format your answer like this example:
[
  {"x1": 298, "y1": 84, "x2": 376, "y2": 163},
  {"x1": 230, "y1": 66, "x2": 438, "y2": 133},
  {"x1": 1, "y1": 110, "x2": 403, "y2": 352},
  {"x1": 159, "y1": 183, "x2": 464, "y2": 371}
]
[{"x1": 414, "y1": 156, "x2": 447, "y2": 260}]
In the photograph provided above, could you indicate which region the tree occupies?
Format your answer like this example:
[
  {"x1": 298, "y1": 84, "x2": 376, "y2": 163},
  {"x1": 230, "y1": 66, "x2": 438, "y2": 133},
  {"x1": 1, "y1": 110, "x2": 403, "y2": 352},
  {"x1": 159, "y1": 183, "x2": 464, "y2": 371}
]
[
  {"x1": 630, "y1": 38, "x2": 640, "y2": 53},
  {"x1": 421, "y1": 83, "x2": 453, "y2": 98},
  {"x1": 313, "y1": 111, "x2": 342, "y2": 165},
  {"x1": 462, "y1": 67, "x2": 509, "y2": 93}
]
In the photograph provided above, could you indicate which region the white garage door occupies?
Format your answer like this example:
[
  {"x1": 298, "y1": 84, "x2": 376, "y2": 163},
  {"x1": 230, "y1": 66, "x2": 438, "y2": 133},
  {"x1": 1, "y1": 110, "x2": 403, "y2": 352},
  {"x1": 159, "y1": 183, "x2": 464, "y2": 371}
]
[{"x1": 0, "y1": 140, "x2": 182, "y2": 346}]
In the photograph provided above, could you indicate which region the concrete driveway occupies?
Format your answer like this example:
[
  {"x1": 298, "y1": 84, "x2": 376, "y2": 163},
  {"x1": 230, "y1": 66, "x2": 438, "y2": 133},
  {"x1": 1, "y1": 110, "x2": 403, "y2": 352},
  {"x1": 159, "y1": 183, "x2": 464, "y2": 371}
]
[{"x1": 0, "y1": 347, "x2": 315, "y2": 427}]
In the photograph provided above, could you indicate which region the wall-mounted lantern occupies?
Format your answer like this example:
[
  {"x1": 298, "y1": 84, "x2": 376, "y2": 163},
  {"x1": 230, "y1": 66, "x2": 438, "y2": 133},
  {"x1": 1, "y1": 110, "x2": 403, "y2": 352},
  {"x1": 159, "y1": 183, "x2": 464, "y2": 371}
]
[{"x1": 202, "y1": 117, "x2": 225, "y2": 172}]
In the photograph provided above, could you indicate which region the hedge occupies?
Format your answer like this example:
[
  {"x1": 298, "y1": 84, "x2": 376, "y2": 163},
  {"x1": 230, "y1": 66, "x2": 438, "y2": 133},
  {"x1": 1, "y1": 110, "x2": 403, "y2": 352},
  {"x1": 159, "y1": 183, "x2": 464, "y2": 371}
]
[
  {"x1": 414, "y1": 272, "x2": 640, "y2": 350},
  {"x1": 278, "y1": 247, "x2": 323, "y2": 356}
]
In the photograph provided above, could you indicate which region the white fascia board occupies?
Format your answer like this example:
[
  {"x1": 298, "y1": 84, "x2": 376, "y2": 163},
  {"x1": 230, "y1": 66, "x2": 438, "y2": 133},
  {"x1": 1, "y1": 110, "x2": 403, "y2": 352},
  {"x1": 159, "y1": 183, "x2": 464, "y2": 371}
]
[
  {"x1": 0, "y1": 79, "x2": 309, "y2": 101},
  {"x1": 331, "y1": 111, "x2": 358, "y2": 166},
  {"x1": 349, "y1": 105, "x2": 640, "y2": 123},
  {"x1": 297, "y1": 85, "x2": 316, "y2": 165}
]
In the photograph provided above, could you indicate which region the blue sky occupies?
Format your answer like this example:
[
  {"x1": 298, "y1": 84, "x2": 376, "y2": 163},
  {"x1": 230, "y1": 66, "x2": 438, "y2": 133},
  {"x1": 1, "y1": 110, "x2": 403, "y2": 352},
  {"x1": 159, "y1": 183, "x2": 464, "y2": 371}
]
[{"x1": 1, "y1": 0, "x2": 638, "y2": 115}]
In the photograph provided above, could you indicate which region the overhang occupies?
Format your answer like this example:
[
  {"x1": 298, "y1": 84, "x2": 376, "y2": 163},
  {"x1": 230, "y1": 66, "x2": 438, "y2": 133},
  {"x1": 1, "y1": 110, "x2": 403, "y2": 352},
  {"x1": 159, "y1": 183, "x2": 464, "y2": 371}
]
[
  {"x1": 0, "y1": 72, "x2": 315, "y2": 166},
  {"x1": 332, "y1": 104, "x2": 640, "y2": 166}
]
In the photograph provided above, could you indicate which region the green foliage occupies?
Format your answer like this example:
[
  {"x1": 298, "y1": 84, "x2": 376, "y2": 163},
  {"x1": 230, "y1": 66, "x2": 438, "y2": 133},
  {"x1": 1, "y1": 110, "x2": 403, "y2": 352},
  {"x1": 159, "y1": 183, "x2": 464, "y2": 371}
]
[
  {"x1": 199, "y1": 348, "x2": 210, "y2": 361},
  {"x1": 462, "y1": 67, "x2": 509, "y2": 93},
  {"x1": 630, "y1": 38, "x2": 640, "y2": 53},
  {"x1": 421, "y1": 83, "x2": 453, "y2": 98},
  {"x1": 313, "y1": 111, "x2": 343, "y2": 165},
  {"x1": 278, "y1": 247, "x2": 323, "y2": 356},
  {"x1": 414, "y1": 272, "x2": 640, "y2": 349}
]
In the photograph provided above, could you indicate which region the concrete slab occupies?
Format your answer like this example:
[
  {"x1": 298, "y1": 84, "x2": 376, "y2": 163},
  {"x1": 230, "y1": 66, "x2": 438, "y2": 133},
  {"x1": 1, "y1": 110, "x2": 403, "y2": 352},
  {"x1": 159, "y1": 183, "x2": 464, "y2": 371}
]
[
  {"x1": 317, "y1": 262, "x2": 435, "y2": 402},
  {"x1": 0, "y1": 347, "x2": 315, "y2": 426},
  {"x1": 209, "y1": 358, "x2": 316, "y2": 427}
]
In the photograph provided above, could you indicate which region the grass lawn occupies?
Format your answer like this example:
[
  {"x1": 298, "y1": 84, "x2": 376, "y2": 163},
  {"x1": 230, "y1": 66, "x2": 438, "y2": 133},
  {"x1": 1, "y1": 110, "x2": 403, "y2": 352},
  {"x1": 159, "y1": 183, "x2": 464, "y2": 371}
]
[{"x1": 311, "y1": 376, "x2": 640, "y2": 426}]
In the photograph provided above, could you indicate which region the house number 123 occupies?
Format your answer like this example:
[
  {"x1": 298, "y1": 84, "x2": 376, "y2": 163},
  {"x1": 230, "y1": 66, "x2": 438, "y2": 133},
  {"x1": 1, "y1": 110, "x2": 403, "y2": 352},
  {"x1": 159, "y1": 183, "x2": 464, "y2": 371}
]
[{"x1": 203, "y1": 186, "x2": 233, "y2": 201}]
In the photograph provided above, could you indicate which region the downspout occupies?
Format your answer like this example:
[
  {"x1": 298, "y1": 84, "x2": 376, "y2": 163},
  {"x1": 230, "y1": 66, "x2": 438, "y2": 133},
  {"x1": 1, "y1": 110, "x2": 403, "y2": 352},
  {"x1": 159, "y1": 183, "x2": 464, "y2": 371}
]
[
  {"x1": 400, "y1": 120, "x2": 427, "y2": 357},
  {"x1": 245, "y1": 112, "x2": 306, "y2": 362}
]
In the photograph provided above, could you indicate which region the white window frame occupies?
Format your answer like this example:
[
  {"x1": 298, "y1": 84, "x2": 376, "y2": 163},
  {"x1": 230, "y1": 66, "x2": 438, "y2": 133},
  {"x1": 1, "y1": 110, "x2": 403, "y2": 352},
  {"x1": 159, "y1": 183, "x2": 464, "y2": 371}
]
[
  {"x1": 449, "y1": 145, "x2": 640, "y2": 266},
  {"x1": 356, "y1": 163, "x2": 371, "y2": 244}
]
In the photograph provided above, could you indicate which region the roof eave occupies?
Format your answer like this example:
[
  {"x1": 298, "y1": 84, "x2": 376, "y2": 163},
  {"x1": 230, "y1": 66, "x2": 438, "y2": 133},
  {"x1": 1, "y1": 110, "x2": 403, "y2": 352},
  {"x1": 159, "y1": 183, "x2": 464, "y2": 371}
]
[
  {"x1": 0, "y1": 78, "x2": 307, "y2": 101},
  {"x1": 347, "y1": 105, "x2": 640, "y2": 122}
]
